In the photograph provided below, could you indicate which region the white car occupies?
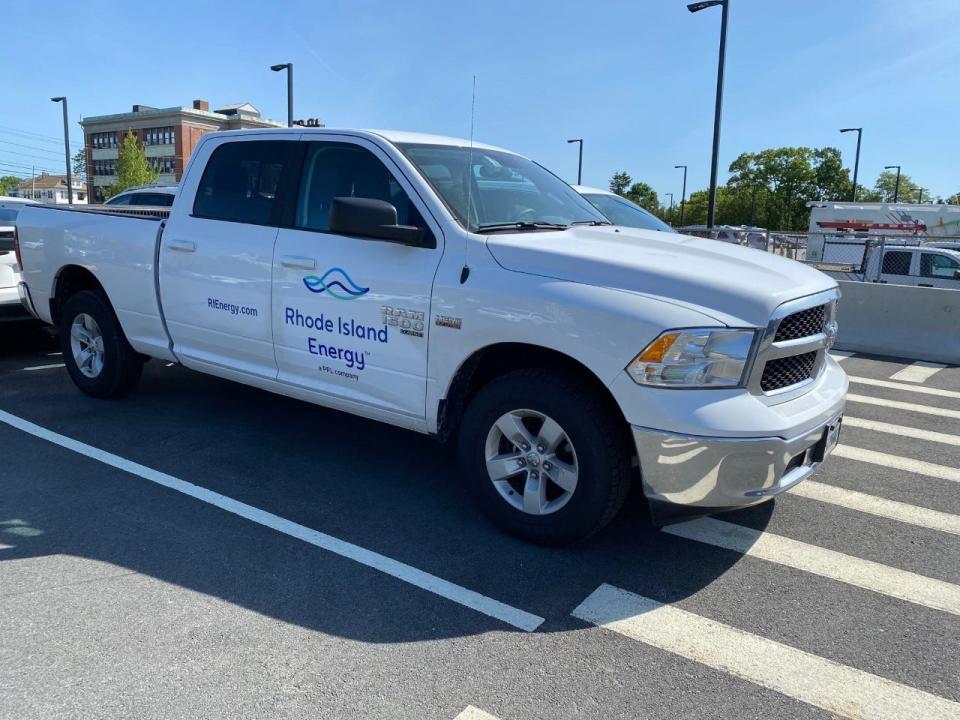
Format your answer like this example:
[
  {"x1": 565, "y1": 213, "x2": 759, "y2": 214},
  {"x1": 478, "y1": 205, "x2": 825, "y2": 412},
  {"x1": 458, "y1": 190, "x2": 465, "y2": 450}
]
[
  {"x1": 16, "y1": 129, "x2": 846, "y2": 543},
  {"x1": 573, "y1": 185, "x2": 673, "y2": 232},
  {"x1": 104, "y1": 185, "x2": 177, "y2": 207},
  {"x1": 1, "y1": 196, "x2": 38, "y2": 321}
]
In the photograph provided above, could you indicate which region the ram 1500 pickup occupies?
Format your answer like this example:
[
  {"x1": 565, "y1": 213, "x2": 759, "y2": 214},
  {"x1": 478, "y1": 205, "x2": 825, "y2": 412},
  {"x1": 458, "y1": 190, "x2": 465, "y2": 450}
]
[{"x1": 15, "y1": 128, "x2": 847, "y2": 544}]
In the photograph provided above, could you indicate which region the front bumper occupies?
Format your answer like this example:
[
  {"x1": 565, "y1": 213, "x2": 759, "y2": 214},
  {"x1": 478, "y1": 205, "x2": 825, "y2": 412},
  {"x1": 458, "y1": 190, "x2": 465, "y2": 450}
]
[{"x1": 633, "y1": 409, "x2": 843, "y2": 524}]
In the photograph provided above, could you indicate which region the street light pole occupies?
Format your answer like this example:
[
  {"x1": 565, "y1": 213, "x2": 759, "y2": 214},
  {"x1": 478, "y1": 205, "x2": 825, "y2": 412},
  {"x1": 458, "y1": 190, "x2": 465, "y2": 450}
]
[
  {"x1": 688, "y1": 0, "x2": 729, "y2": 229},
  {"x1": 917, "y1": 188, "x2": 923, "y2": 204},
  {"x1": 50, "y1": 96, "x2": 73, "y2": 205},
  {"x1": 884, "y1": 165, "x2": 901, "y2": 203},
  {"x1": 270, "y1": 63, "x2": 294, "y2": 127},
  {"x1": 665, "y1": 192, "x2": 674, "y2": 224},
  {"x1": 840, "y1": 127, "x2": 862, "y2": 202},
  {"x1": 674, "y1": 164, "x2": 688, "y2": 226},
  {"x1": 567, "y1": 139, "x2": 583, "y2": 185}
]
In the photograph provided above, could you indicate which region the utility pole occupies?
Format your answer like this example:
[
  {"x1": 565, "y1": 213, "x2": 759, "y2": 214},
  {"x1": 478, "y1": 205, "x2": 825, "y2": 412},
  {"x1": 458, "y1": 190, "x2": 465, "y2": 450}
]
[
  {"x1": 270, "y1": 63, "x2": 294, "y2": 127},
  {"x1": 884, "y1": 165, "x2": 901, "y2": 203},
  {"x1": 567, "y1": 139, "x2": 583, "y2": 185},
  {"x1": 688, "y1": 0, "x2": 729, "y2": 228},
  {"x1": 51, "y1": 96, "x2": 73, "y2": 204},
  {"x1": 674, "y1": 164, "x2": 688, "y2": 226},
  {"x1": 840, "y1": 127, "x2": 862, "y2": 202}
]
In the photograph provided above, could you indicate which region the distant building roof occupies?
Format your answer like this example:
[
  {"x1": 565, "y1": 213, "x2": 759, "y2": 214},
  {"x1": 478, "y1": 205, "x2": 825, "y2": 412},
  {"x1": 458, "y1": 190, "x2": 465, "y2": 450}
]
[
  {"x1": 214, "y1": 103, "x2": 260, "y2": 115},
  {"x1": 17, "y1": 174, "x2": 74, "y2": 190}
]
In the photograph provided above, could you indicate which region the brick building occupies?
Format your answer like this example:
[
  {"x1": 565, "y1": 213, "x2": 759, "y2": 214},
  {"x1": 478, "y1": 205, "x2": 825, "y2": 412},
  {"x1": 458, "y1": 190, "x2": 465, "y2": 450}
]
[{"x1": 80, "y1": 100, "x2": 284, "y2": 202}]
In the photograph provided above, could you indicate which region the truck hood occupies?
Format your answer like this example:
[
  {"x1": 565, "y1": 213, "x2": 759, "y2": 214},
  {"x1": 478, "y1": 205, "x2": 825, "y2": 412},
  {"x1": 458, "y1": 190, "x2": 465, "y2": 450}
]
[{"x1": 484, "y1": 226, "x2": 836, "y2": 327}]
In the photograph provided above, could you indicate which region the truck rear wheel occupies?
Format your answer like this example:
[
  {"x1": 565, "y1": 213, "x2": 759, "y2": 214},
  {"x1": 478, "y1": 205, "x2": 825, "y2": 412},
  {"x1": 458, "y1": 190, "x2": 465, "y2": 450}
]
[
  {"x1": 458, "y1": 368, "x2": 632, "y2": 544},
  {"x1": 59, "y1": 290, "x2": 143, "y2": 398}
]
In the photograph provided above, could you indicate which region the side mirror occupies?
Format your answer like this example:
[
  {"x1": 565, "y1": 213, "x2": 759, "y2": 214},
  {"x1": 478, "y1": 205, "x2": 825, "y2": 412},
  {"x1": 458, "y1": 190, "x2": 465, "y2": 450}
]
[{"x1": 329, "y1": 197, "x2": 432, "y2": 248}]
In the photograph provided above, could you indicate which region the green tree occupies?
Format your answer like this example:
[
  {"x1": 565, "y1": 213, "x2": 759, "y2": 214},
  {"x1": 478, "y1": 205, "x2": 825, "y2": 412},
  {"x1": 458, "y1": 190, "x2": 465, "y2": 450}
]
[
  {"x1": 609, "y1": 171, "x2": 632, "y2": 196},
  {"x1": 105, "y1": 131, "x2": 157, "y2": 199},
  {"x1": 873, "y1": 170, "x2": 927, "y2": 203},
  {"x1": 946, "y1": 192, "x2": 960, "y2": 205},
  {"x1": 0, "y1": 175, "x2": 20, "y2": 196},
  {"x1": 72, "y1": 149, "x2": 87, "y2": 182},
  {"x1": 624, "y1": 181, "x2": 659, "y2": 214}
]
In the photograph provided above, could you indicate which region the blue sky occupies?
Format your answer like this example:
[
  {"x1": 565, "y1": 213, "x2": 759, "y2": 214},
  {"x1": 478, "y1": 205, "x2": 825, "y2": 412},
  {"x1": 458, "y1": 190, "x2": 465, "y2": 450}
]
[{"x1": 3, "y1": 0, "x2": 958, "y2": 199}]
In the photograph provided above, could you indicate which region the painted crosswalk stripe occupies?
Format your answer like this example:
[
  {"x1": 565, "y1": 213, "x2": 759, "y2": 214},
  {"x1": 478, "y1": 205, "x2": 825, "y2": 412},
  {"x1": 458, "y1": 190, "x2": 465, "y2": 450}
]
[
  {"x1": 843, "y1": 416, "x2": 960, "y2": 446},
  {"x1": 663, "y1": 517, "x2": 960, "y2": 615},
  {"x1": 573, "y1": 584, "x2": 960, "y2": 720},
  {"x1": 455, "y1": 707, "x2": 500, "y2": 720},
  {"x1": 848, "y1": 375, "x2": 960, "y2": 400},
  {"x1": 0, "y1": 409, "x2": 545, "y2": 632},
  {"x1": 20, "y1": 363, "x2": 65, "y2": 372},
  {"x1": 788, "y1": 481, "x2": 960, "y2": 535},
  {"x1": 830, "y1": 350, "x2": 854, "y2": 362},
  {"x1": 846, "y1": 393, "x2": 960, "y2": 420},
  {"x1": 834, "y1": 444, "x2": 960, "y2": 483},
  {"x1": 889, "y1": 361, "x2": 948, "y2": 383}
]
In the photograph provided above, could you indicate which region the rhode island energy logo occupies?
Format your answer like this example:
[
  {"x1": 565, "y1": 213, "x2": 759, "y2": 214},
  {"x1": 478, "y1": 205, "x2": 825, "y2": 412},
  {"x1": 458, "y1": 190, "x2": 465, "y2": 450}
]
[{"x1": 303, "y1": 267, "x2": 369, "y2": 300}]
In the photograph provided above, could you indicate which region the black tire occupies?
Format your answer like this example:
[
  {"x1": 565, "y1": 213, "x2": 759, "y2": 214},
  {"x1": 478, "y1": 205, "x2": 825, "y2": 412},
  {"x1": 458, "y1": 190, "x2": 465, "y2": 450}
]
[
  {"x1": 59, "y1": 290, "x2": 143, "y2": 398},
  {"x1": 458, "y1": 367, "x2": 632, "y2": 545}
]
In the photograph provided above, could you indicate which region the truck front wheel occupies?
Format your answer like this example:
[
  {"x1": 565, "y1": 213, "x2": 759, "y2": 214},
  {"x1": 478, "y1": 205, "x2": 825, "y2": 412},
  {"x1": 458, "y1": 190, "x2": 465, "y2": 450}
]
[
  {"x1": 458, "y1": 368, "x2": 632, "y2": 544},
  {"x1": 59, "y1": 290, "x2": 143, "y2": 398}
]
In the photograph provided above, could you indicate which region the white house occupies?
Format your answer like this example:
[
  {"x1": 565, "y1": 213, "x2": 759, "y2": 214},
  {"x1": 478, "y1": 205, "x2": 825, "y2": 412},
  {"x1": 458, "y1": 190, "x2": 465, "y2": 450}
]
[{"x1": 12, "y1": 174, "x2": 88, "y2": 204}]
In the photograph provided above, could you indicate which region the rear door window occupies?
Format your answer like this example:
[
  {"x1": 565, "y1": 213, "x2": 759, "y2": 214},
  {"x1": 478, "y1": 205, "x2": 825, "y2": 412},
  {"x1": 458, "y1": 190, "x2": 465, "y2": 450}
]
[
  {"x1": 193, "y1": 141, "x2": 296, "y2": 225},
  {"x1": 881, "y1": 250, "x2": 913, "y2": 276}
]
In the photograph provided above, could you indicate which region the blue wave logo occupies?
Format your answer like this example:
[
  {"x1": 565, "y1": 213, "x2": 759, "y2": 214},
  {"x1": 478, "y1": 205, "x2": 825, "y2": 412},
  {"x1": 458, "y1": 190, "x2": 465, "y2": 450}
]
[{"x1": 303, "y1": 267, "x2": 370, "y2": 300}]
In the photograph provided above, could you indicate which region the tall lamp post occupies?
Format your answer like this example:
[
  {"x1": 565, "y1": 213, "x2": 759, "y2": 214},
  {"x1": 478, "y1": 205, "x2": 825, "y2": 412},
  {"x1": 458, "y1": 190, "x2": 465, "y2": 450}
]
[
  {"x1": 688, "y1": 0, "x2": 729, "y2": 229},
  {"x1": 567, "y1": 139, "x2": 583, "y2": 185},
  {"x1": 884, "y1": 165, "x2": 901, "y2": 203},
  {"x1": 917, "y1": 188, "x2": 924, "y2": 204},
  {"x1": 50, "y1": 96, "x2": 73, "y2": 205},
  {"x1": 665, "y1": 192, "x2": 674, "y2": 224},
  {"x1": 674, "y1": 164, "x2": 688, "y2": 226},
  {"x1": 270, "y1": 63, "x2": 294, "y2": 127},
  {"x1": 840, "y1": 127, "x2": 862, "y2": 201}
]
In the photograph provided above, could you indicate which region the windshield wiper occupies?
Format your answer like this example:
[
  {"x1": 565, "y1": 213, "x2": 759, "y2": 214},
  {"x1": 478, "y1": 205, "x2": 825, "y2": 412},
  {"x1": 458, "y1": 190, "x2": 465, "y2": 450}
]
[
  {"x1": 475, "y1": 222, "x2": 569, "y2": 234},
  {"x1": 569, "y1": 220, "x2": 613, "y2": 227}
]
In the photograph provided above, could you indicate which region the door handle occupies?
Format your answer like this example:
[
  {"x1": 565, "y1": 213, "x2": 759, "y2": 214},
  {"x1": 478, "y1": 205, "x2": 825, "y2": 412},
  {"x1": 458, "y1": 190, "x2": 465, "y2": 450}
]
[
  {"x1": 281, "y1": 255, "x2": 317, "y2": 270},
  {"x1": 166, "y1": 240, "x2": 196, "y2": 253}
]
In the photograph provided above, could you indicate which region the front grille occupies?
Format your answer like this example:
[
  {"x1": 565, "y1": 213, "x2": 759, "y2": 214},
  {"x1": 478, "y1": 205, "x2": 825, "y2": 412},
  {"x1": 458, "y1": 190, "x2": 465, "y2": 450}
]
[
  {"x1": 760, "y1": 351, "x2": 817, "y2": 392},
  {"x1": 774, "y1": 304, "x2": 826, "y2": 342}
]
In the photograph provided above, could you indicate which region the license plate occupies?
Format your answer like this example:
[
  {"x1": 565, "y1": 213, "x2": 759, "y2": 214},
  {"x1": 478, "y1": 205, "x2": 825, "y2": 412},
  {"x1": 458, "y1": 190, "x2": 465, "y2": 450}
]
[{"x1": 813, "y1": 417, "x2": 843, "y2": 462}]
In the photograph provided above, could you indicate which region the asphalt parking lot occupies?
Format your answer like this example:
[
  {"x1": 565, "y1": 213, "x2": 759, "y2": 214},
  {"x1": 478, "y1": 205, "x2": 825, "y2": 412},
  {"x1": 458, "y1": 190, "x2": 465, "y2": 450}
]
[{"x1": 1, "y1": 324, "x2": 958, "y2": 720}]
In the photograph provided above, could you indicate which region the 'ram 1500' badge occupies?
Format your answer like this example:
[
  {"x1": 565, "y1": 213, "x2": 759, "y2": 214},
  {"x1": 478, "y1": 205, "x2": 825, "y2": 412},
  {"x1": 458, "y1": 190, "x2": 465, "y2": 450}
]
[{"x1": 382, "y1": 306, "x2": 425, "y2": 337}]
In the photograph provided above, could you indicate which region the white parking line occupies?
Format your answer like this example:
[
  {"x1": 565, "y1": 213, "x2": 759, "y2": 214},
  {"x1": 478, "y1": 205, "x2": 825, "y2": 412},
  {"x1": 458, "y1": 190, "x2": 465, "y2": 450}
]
[
  {"x1": 848, "y1": 375, "x2": 960, "y2": 400},
  {"x1": 573, "y1": 584, "x2": 960, "y2": 720},
  {"x1": 846, "y1": 394, "x2": 960, "y2": 420},
  {"x1": 788, "y1": 481, "x2": 960, "y2": 536},
  {"x1": 830, "y1": 351, "x2": 854, "y2": 362},
  {"x1": 20, "y1": 363, "x2": 66, "y2": 372},
  {"x1": 455, "y1": 707, "x2": 501, "y2": 720},
  {"x1": 834, "y1": 445, "x2": 960, "y2": 483},
  {"x1": 663, "y1": 517, "x2": 960, "y2": 616},
  {"x1": 843, "y1": 417, "x2": 960, "y2": 446},
  {"x1": 889, "y1": 361, "x2": 948, "y2": 384},
  {"x1": 0, "y1": 409, "x2": 545, "y2": 632}
]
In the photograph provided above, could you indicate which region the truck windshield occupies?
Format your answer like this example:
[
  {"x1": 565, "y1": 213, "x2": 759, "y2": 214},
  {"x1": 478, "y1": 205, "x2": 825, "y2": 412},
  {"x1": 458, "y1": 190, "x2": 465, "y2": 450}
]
[
  {"x1": 396, "y1": 143, "x2": 607, "y2": 233},
  {"x1": 581, "y1": 193, "x2": 673, "y2": 232}
]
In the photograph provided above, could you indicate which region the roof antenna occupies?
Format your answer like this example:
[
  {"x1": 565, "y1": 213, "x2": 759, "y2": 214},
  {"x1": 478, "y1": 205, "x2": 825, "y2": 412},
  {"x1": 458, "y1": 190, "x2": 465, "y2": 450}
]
[{"x1": 461, "y1": 75, "x2": 477, "y2": 284}]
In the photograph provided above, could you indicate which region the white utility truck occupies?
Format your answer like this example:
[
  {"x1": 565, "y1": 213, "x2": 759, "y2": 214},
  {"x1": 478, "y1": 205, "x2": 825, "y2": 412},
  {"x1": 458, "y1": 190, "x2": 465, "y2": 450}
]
[{"x1": 15, "y1": 129, "x2": 847, "y2": 543}]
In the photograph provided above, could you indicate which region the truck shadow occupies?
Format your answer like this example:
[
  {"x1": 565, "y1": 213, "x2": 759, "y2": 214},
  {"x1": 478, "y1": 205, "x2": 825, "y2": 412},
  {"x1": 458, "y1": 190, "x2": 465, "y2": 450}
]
[{"x1": 0, "y1": 353, "x2": 773, "y2": 644}]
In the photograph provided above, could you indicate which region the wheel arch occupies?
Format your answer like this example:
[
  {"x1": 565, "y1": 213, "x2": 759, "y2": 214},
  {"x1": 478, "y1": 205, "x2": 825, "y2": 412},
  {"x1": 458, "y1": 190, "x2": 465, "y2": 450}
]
[
  {"x1": 50, "y1": 265, "x2": 108, "y2": 325},
  {"x1": 438, "y1": 342, "x2": 629, "y2": 442}
]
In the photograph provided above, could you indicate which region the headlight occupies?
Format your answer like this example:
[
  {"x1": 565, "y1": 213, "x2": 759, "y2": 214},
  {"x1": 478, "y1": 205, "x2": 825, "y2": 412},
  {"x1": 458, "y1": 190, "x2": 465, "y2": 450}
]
[{"x1": 627, "y1": 328, "x2": 756, "y2": 388}]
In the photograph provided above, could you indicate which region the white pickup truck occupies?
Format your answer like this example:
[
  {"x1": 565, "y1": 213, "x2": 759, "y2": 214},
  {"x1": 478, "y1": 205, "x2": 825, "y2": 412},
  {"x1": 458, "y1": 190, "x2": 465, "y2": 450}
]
[{"x1": 15, "y1": 128, "x2": 847, "y2": 543}]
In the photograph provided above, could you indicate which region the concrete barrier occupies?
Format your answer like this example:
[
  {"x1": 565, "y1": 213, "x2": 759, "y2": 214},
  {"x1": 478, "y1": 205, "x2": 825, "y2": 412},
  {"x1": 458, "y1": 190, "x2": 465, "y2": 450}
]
[{"x1": 834, "y1": 281, "x2": 960, "y2": 363}]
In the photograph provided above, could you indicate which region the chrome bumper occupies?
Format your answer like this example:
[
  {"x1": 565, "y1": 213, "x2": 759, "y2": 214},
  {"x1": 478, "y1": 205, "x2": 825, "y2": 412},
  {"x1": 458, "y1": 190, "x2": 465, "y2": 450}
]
[{"x1": 633, "y1": 411, "x2": 843, "y2": 523}]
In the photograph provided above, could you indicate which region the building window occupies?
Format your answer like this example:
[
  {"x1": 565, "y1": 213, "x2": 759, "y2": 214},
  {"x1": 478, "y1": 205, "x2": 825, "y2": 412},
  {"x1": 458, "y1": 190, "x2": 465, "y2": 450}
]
[
  {"x1": 144, "y1": 126, "x2": 175, "y2": 146},
  {"x1": 91, "y1": 131, "x2": 118, "y2": 149}
]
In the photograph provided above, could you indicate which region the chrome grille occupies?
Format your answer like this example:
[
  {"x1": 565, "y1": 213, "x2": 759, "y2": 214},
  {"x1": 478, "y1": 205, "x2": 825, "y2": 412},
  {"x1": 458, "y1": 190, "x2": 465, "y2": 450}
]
[
  {"x1": 761, "y1": 351, "x2": 817, "y2": 392},
  {"x1": 774, "y1": 304, "x2": 826, "y2": 342},
  {"x1": 747, "y1": 289, "x2": 839, "y2": 400}
]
